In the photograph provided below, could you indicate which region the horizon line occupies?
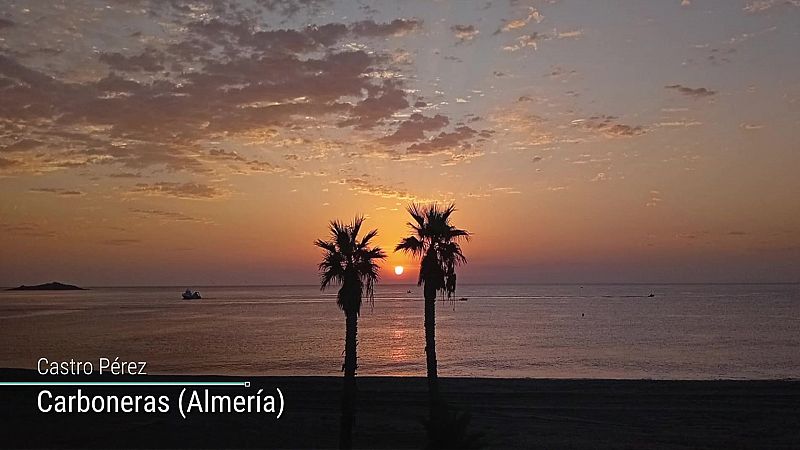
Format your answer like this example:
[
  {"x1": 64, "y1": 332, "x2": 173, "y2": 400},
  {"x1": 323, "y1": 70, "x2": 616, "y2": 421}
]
[{"x1": 3, "y1": 281, "x2": 799, "y2": 289}]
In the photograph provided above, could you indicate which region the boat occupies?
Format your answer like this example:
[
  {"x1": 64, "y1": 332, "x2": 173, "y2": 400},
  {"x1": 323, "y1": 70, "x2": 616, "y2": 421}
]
[
  {"x1": 648, "y1": 293, "x2": 655, "y2": 298},
  {"x1": 458, "y1": 297, "x2": 468, "y2": 302},
  {"x1": 182, "y1": 289, "x2": 201, "y2": 300}
]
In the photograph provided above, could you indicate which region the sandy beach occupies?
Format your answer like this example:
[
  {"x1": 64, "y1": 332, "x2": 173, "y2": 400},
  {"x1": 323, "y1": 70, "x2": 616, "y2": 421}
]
[{"x1": 1, "y1": 369, "x2": 798, "y2": 448}]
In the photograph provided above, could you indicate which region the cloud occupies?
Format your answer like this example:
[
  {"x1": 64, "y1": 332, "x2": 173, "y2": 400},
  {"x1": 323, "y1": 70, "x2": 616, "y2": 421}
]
[
  {"x1": 130, "y1": 208, "x2": 208, "y2": 223},
  {"x1": 0, "y1": 222, "x2": 55, "y2": 238},
  {"x1": 575, "y1": 116, "x2": 647, "y2": 137},
  {"x1": 555, "y1": 29, "x2": 584, "y2": 39},
  {"x1": 350, "y1": 18, "x2": 422, "y2": 37},
  {"x1": 740, "y1": 123, "x2": 764, "y2": 130},
  {"x1": 333, "y1": 177, "x2": 421, "y2": 201},
  {"x1": 676, "y1": 232, "x2": 704, "y2": 240},
  {"x1": 646, "y1": 190, "x2": 662, "y2": 207},
  {"x1": 1, "y1": 139, "x2": 42, "y2": 153},
  {"x1": 102, "y1": 239, "x2": 141, "y2": 246},
  {"x1": 489, "y1": 108, "x2": 560, "y2": 149},
  {"x1": 665, "y1": 84, "x2": 717, "y2": 98},
  {"x1": 466, "y1": 185, "x2": 522, "y2": 198},
  {"x1": 498, "y1": 7, "x2": 543, "y2": 33},
  {"x1": 743, "y1": 0, "x2": 800, "y2": 13},
  {"x1": 379, "y1": 113, "x2": 450, "y2": 145},
  {"x1": 451, "y1": 24, "x2": 479, "y2": 42},
  {"x1": 545, "y1": 65, "x2": 578, "y2": 81},
  {"x1": 0, "y1": 9, "x2": 424, "y2": 176},
  {"x1": 108, "y1": 172, "x2": 142, "y2": 178},
  {"x1": 338, "y1": 81, "x2": 410, "y2": 129},
  {"x1": 0, "y1": 157, "x2": 20, "y2": 169},
  {"x1": 503, "y1": 33, "x2": 543, "y2": 51},
  {"x1": 207, "y1": 149, "x2": 246, "y2": 162},
  {"x1": 131, "y1": 182, "x2": 226, "y2": 199},
  {"x1": 29, "y1": 188, "x2": 85, "y2": 196},
  {"x1": 657, "y1": 120, "x2": 703, "y2": 128},
  {"x1": 99, "y1": 48, "x2": 165, "y2": 72},
  {"x1": 407, "y1": 126, "x2": 479, "y2": 155}
]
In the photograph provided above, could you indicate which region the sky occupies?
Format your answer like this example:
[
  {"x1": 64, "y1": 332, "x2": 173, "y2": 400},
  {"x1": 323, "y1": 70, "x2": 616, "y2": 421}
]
[{"x1": 0, "y1": 0, "x2": 799, "y2": 286}]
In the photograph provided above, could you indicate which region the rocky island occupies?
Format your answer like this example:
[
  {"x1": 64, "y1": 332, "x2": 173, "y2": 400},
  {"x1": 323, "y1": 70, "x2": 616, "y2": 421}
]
[{"x1": 7, "y1": 282, "x2": 85, "y2": 291}]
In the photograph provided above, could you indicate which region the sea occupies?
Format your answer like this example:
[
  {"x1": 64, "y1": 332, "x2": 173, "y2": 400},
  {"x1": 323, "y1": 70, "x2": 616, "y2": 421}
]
[{"x1": 1, "y1": 284, "x2": 798, "y2": 379}]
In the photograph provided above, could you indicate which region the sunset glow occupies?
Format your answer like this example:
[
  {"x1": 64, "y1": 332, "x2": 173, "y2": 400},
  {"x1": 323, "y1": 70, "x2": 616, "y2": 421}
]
[{"x1": 0, "y1": 1, "x2": 798, "y2": 286}]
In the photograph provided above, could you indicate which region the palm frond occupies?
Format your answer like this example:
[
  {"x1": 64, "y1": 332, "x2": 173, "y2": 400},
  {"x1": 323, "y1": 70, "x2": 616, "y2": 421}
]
[
  {"x1": 359, "y1": 228, "x2": 379, "y2": 248},
  {"x1": 447, "y1": 227, "x2": 471, "y2": 241},
  {"x1": 395, "y1": 236, "x2": 425, "y2": 256},
  {"x1": 315, "y1": 216, "x2": 386, "y2": 313},
  {"x1": 396, "y1": 202, "x2": 471, "y2": 299}
]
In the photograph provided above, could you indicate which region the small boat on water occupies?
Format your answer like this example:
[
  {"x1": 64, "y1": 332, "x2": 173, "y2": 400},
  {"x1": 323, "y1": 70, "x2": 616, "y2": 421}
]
[
  {"x1": 648, "y1": 293, "x2": 655, "y2": 298},
  {"x1": 182, "y1": 289, "x2": 201, "y2": 300},
  {"x1": 458, "y1": 297, "x2": 468, "y2": 302}
]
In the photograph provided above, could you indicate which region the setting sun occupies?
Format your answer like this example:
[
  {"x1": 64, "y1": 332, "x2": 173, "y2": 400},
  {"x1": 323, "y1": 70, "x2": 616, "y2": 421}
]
[{"x1": 394, "y1": 266, "x2": 404, "y2": 276}]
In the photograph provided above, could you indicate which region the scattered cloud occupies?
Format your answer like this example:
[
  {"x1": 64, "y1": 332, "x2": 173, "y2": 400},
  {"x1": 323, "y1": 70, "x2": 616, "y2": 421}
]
[
  {"x1": 665, "y1": 84, "x2": 717, "y2": 98},
  {"x1": 350, "y1": 18, "x2": 423, "y2": 37},
  {"x1": 503, "y1": 33, "x2": 544, "y2": 51},
  {"x1": 555, "y1": 29, "x2": 584, "y2": 39},
  {"x1": 108, "y1": 172, "x2": 143, "y2": 179},
  {"x1": 407, "y1": 126, "x2": 479, "y2": 155},
  {"x1": 379, "y1": 113, "x2": 450, "y2": 145},
  {"x1": 29, "y1": 187, "x2": 85, "y2": 196},
  {"x1": 646, "y1": 190, "x2": 662, "y2": 207},
  {"x1": 743, "y1": 0, "x2": 800, "y2": 13},
  {"x1": 451, "y1": 24, "x2": 479, "y2": 42},
  {"x1": 102, "y1": 238, "x2": 142, "y2": 246},
  {"x1": 574, "y1": 116, "x2": 647, "y2": 138},
  {"x1": 0, "y1": 222, "x2": 55, "y2": 238},
  {"x1": 466, "y1": 186, "x2": 522, "y2": 198},
  {"x1": 333, "y1": 177, "x2": 421, "y2": 202},
  {"x1": 498, "y1": 7, "x2": 543, "y2": 33},
  {"x1": 130, "y1": 209, "x2": 208, "y2": 223},
  {"x1": 657, "y1": 120, "x2": 703, "y2": 128},
  {"x1": 131, "y1": 182, "x2": 226, "y2": 199},
  {"x1": 0, "y1": 157, "x2": 20, "y2": 169},
  {"x1": 0, "y1": 8, "x2": 426, "y2": 176}
]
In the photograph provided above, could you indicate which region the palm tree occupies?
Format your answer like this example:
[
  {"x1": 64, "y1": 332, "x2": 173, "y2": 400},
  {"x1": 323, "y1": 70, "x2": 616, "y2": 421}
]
[
  {"x1": 315, "y1": 217, "x2": 386, "y2": 449},
  {"x1": 395, "y1": 203, "x2": 469, "y2": 410}
]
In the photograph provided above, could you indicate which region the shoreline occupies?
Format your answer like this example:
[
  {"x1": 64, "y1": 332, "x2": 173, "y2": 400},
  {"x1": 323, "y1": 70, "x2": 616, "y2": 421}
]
[
  {"x1": 2, "y1": 369, "x2": 799, "y2": 448},
  {"x1": 5, "y1": 365, "x2": 799, "y2": 381}
]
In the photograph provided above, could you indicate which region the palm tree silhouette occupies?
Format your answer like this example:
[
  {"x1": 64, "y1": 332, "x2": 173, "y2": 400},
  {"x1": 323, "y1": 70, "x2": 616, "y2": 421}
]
[
  {"x1": 395, "y1": 203, "x2": 469, "y2": 412},
  {"x1": 315, "y1": 217, "x2": 386, "y2": 449}
]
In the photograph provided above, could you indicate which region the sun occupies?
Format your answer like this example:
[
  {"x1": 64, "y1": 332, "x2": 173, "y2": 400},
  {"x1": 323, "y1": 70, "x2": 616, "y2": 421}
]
[{"x1": 394, "y1": 265, "x2": 404, "y2": 276}]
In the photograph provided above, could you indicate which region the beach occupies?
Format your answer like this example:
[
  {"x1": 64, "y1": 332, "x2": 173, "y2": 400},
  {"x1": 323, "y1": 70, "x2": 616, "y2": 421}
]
[{"x1": 2, "y1": 369, "x2": 798, "y2": 448}]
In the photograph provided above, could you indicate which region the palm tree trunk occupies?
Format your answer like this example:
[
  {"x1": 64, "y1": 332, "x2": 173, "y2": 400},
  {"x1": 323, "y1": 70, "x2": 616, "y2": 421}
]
[
  {"x1": 339, "y1": 310, "x2": 358, "y2": 449},
  {"x1": 424, "y1": 281, "x2": 439, "y2": 416}
]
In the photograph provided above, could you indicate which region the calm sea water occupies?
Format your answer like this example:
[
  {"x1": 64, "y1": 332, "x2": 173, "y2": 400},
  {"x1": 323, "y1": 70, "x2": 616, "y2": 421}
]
[{"x1": 1, "y1": 284, "x2": 798, "y2": 379}]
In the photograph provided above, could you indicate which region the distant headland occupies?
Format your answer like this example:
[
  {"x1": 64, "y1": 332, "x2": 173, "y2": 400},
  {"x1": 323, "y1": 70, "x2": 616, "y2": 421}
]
[{"x1": 7, "y1": 282, "x2": 85, "y2": 291}]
